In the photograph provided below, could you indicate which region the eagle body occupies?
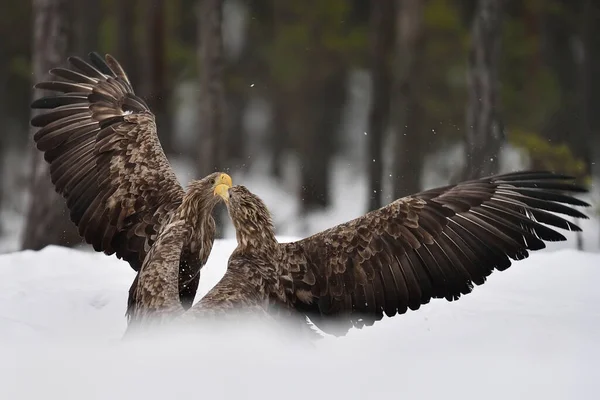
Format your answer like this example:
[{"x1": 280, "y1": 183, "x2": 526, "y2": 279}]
[
  {"x1": 190, "y1": 187, "x2": 289, "y2": 312},
  {"x1": 130, "y1": 171, "x2": 589, "y2": 336},
  {"x1": 126, "y1": 191, "x2": 218, "y2": 320},
  {"x1": 187, "y1": 251, "x2": 322, "y2": 338},
  {"x1": 201, "y1": 174, "x2": 590, "y2": 336},
  {"x1": 30, "y1": 52, "x2": 232, "y2": 323}
]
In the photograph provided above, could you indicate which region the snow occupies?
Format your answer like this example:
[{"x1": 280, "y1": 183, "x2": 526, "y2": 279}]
[{"x1": 0, "y1": 242, "x2": 598, "y2": 399}]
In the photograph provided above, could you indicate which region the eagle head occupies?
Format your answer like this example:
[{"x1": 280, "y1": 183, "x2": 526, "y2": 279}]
[
  {"x1": 181, "y1": 172, "x2": 232, "y2": 220},
  {"x1": 214, "y1": 184, "x2": 276, "y2": 248}
]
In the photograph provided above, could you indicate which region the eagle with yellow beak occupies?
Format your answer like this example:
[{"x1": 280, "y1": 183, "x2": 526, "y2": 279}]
[
  {"x1": 29, "y1": 52, "x2": 232, "y2": 324},
  {"x1": 133, "y1": 173, "x2": 589, "y2": 336}
]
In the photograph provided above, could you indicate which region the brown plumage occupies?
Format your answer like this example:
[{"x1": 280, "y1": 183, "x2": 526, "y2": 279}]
[
  {"x1": 133, "y1": 172, "x2": 590, "y2": 336},
  {"x1": 30, "y1": 52, "x2": 232, "y2": 321}
]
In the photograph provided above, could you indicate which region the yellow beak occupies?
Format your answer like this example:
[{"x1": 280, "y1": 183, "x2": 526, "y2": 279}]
[
  {"x1": 216, "y1": 173, "x2": 233, "y2": 188},
  {"x1": 214, "y1": 183, "x2": 230, "y2": 202}
]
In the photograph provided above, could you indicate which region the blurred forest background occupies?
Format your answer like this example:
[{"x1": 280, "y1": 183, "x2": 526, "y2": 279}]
[{"x1": 0, "y1": 0, "x2": 599, "y2": 253}]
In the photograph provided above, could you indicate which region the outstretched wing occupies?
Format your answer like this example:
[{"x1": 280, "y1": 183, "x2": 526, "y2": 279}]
[
  {"x1": 31, "y1": 52, "x2": 185, "y2": 271},
  {"x1": 280, "y1": 171, "x2": 589, "y2": 335}
]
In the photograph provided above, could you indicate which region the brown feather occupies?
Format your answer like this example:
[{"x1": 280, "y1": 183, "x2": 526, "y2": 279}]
[
  {"x1": 30, "y1": 52, "x2": 225, "y2": 324},
  {"x1": 31, "y1": 94, "x2": 89, "y2": 109},
  {"x1": 272, "y1": 172, "x2": 590, "y2": 335},
  {"x1": 68, "y1": 55, "x2": 107, "y2": 79},
  {"x1": 34, "y1": 81, "x2": 92, "y2": 94},
  {"x1": 50, "y1": 67, "x2": 98, "y2": 84}
]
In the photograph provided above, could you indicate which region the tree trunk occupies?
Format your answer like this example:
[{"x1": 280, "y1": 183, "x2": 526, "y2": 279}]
[
  {"x1": 268, "y1": 3, "x2": 289, "y2": 181},
  {"x1": 589, "y1": 0, "x2": 600, "y2": 206},
  {"x1": 140, "y1": 0, "x2": 174, "y2": 155},
  {"x1": 462, "y1": 0, "x2": 505, "y2": 180},
  {"x1": 579, "y1": 0, "x2": 593, "y2": 252},
  {"x1": 588, "y1": 0, "x2": 600, "y2": 182},
  {"x1": 270, "y1": 97, "x2": 289, "y2": 180},
  {"x1": 197, "y1": 0, "x2": 226, "y2": 176},
  {"x1": 21, "y1": 0, "x2": 82, "y2": 250},
  {"x1": 72, "y1": 0, "x2": 100, "y2": 55},
  {"x1": 0, "y1": 47, "x2": 6, "y2": 225},
  {"x1": 390, "y1": 0, "x2": 426, "y2": 199},
  {"x1": 197, "y1": 0, "x2": 226, "y2": 236},
  {"x1": 578, "y1": 0, "x2": 592, "y2": 175},
  {"x1": 367, "y1": 0, "x2": 395, "y2": 211},
  {"x1": 299, "y1": 68, "x2": 347, "y2": 214},
  {"x1": 224, "y1": 38, "x2": 257, "y2": 168},
  {"x1": 540, "y1": 0, "x2": 593, "y2": 174},
  {"x1": 116, "y1": 0, "x2": 140, "y2": 90},
  {"x1": 225, "y1": 93, "x2": 246, "y2": 165}
]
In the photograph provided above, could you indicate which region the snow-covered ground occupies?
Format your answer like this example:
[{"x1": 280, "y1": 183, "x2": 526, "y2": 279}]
[{"x1": 0, "y1": 241, "x2": 598, "y2": 400}]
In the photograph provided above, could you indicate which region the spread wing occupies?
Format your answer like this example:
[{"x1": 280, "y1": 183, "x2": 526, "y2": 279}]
[
  {"x1": 31, "y1": 52, "x2": 185, "y2": 270},
  {"x1": 279, "y1": 171, "x2": 589, "y2": 335}
]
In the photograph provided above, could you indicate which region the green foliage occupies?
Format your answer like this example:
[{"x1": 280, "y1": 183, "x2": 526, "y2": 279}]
[
  {"x1": 418, "y1": 0, "x2": 470, "y2": 143},
  {"x1": 500, "y1": 3, "x2": 561, "y2": 131},
  {"x1": 258, "y1": 0, "x2": 367, "y2": 91},
  {"x1": 267, "y1": 24, "x2": 311, "y2": 89},
  {"x1": 497, "y1": 0, "x2": 591, "y2": 180},
  {"x1": 0, "y1": 0, "x2": 593, "y2": 181},
  {"x1": 8, "y1": 57, "x2": 30, "y2": 81},
  {"x1": 166, "y1": 0, "x2": 198, "y2": 80},
  {"x1": 0, "y1": 0, "x2": 32, "y2": 141},
  {"x1": 509, "y1": 130, "x2": 589, "y2": 181},
  {"x1": 98, "y1": 14, "x2": 117, "y2": 55}
]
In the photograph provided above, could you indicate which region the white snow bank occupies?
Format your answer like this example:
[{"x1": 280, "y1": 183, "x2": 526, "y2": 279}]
[{"x1": 0, "y1": 242, "x2": 598, "y2": 400}]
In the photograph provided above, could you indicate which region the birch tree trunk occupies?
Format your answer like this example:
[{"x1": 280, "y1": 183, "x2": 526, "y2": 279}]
[
  {"x1": 462, "y1": 0, "x2": 505, "y2": 180},
  {"x1": 21, "y1": 0, "x2": 82, "y2": 250}
]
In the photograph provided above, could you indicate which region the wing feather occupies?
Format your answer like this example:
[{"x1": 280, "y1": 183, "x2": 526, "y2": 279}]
[
  {"x1": 279, "y1": 171, "x2": 589, "y2": 335},
  {"x1": 31, "y1": 52, "x2": 185, "y2": 271}
]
